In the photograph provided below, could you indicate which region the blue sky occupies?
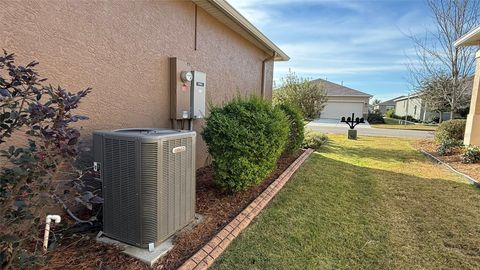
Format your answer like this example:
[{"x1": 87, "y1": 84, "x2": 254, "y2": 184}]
[{"x1": 228, "y1": 0, "x2": 435, "y2": 101}]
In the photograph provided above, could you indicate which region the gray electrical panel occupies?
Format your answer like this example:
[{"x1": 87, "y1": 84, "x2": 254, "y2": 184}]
[
  {"x1": 191, "y1": 71, "x2": 206, "y2": 119},
  {"x1": 93, "y1": 128, "x2": 196, "y2": 248}
]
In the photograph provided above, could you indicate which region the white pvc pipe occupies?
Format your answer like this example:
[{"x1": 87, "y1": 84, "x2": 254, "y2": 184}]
[{"x1": 43, "y1": 215, "x2": 61, "y2": 252}]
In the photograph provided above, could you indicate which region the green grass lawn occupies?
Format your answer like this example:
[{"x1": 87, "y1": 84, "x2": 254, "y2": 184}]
[
  {"x1": 371, "y1": 118, "x2": 437, "y2": 131},
  {"x1": 212, "y1": 135, "x2": 480, "y2": 270},
  {"x1": 371, "y1": 124, "x2": 437, "y2": 131}
]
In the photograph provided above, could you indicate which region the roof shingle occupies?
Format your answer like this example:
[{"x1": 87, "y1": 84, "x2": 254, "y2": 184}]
[
  {"x1": 378, "y1": 96, "x2": 405, "y2": 106},
  {"x1": 311, "y1": 79, "x2": 372, "y2": 97}
]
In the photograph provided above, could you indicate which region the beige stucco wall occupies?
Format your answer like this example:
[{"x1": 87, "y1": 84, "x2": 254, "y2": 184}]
[
  {"x1": 0, "y1": 1, "x2": 275, "y2": 168},
  {"x1": 395, "y1": 97, "x2": 423, "y2": 119}
]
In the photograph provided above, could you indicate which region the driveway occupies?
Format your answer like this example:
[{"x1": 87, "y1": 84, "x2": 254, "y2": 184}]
[{"x1": 307, "y1": 118, "x2": 434, "y2": 138}]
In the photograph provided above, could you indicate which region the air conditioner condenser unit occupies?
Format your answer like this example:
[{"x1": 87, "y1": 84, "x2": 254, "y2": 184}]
[{"x1": 93, "y1": 128, "x2": 196, "y2": 248}]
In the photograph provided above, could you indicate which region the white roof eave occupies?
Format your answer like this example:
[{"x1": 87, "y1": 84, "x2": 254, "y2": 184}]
[
  {"x1": 193, "y1": 0, "x2": 289, "y2": 61},
  {"x1": 455, "y1": 25, "x2": 480, "y2": 47}
]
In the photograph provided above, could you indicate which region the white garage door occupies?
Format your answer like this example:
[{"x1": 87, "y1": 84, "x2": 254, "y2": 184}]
[{"x1": 320, "y1": 102, "x2": 364, "y2": 119}]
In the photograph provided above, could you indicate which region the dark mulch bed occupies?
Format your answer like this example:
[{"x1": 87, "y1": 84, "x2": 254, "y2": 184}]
[
  {"x1": 413, "y1": 139, "x2": 480, "y2": 182},
  {"x1": 43, "y1": 150, "x2": 303, "y2": 270}
]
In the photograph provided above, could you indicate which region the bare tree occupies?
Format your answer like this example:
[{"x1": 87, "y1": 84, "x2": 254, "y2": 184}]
[
  {"x1": 418, "y1": 73, "x2": 452, "y2": 122},
  {"x1": 408, "y1": 0, "x2": 480, "y2": 119}
]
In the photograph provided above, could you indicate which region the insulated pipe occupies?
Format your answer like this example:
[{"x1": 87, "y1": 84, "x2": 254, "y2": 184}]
[{"x1": 43, "y1": 215, "x2": 61, "y2": 252}]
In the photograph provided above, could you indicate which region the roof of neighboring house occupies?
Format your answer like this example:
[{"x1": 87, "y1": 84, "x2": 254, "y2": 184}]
[
  {"x1": 377, "y1": 96, "x2": 405, "y2": 106},
  {"x1": 192, "y1": 0, "x2": 289, "y2": 61},
  {"x1": 394, "y1": 94, "x2": 421, "y2": 102},
  {"x1": 455, "y1": 25, "x2": 480, "y2": 47},
  {"x1": 311, "y1": 79, "x2": 372, "y2": 97}
]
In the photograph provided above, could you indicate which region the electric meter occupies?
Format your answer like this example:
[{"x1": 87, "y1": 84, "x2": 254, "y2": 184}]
[{"x1": 180, "y1": 71, "x2": 193, "y2": 83}]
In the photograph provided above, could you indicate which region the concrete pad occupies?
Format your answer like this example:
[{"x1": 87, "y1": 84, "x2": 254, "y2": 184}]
[
  {"x1": 95, "y1": 214, "x2": 204, "y2": 266},
  {"x1": 96, "y1": 233, "x2": 173, "y2": 267}
]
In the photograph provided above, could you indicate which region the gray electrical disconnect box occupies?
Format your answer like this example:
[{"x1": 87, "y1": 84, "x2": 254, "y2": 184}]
[{"x1": 191, "y1": 71, "x2": 206, "y2": 119}]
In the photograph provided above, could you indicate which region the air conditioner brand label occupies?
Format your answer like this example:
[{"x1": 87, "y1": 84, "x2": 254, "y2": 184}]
[{"x1": 172, "y1": 146, "x2": 186, "y2": 154}]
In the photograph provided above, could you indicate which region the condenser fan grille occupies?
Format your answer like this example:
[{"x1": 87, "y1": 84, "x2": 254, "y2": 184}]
[
  {"x1": 103, "y1": 138, "x2": 139, "y2": 244},
  {"x1": 160, "y1": 137, "x2": 194, "y2": 240},
  {"x1": 140, "y1": 142, "x2": 158, "y2": 243}
]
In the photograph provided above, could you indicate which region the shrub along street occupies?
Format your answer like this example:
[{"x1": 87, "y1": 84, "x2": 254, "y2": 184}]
[{"x1": 213, "y1": 135, "x2": 480, "y2": 270}]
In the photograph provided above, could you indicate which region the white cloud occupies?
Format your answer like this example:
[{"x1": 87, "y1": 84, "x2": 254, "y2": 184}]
[{"x1": 227, "y1": 0, "x2": 435, "y2": 97}]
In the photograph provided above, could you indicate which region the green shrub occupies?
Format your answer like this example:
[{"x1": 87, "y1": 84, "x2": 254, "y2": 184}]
[
  {"x1": 461, "y1": 146, "x2": 480, "y2": 164},
  {"x1": 367, "y1": 113, "x2": 384, "y2": 124},
  {"x1": 437, "y1": 138, "x2": 462, "y2": 156},
  {"x1": 434, "y1": 119, "x2": 466, "y2": 143},
  {"x1": 385, "y1": 108, "x2": 395, "y2": 118},
  {"x1": 389, "y1": 114, "x2": 419, "y2": 123},
  {"x1": 302, "y1": 131, "x2": 329, "y2": 150},
  {"x1": 277, "y1": 103, "x2": 305, "y2": 154},
  {"x1": 202, "y1": 96, "x2": 289, "y2": 192}
]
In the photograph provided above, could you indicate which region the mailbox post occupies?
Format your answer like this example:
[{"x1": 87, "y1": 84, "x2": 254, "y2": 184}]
[{"x1": 340, "y1": 113, "x2": 365, "y2": 140}]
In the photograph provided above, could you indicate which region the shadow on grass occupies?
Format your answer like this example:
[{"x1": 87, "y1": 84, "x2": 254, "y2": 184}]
[{"x1": 213, "y1": 153, "x2": 480, "y2": 270}]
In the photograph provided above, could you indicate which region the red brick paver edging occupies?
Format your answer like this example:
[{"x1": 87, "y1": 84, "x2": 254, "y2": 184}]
[{"x1": 178, "y1": 149, "x2": 315, "y2": 270}]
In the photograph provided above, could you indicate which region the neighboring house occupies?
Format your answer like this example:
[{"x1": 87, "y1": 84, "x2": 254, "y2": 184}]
[
  {"x1": 394, "y1": 77, "x2": 473, "y2": 122},
  {"x1": 394, "y1": 95, "x2": 431, "y2": 121},
  {"x1": 394, "y1": 95, "x2": 452, "y2": 122},
  {"x1": 455, "y1": 25, "x2": 480, "y2": 146},
  {"x1": 0, "y1": 0, "x2": 288, "y2": 167},
  {"x1": 373, "y1": 97, "x2": 403, "y2": 114},
  {"x1": 312, "y1": 79, "x2": 372, "y2": 119}
]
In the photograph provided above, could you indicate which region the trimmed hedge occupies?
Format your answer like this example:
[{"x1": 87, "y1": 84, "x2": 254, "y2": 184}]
[
  {"x1": 202, "y1": 96, "x2": 289, "y2": 192},
  {"x1": 384, "y1": 108, "x2": 395, "y2": 118},
  {"x1": 277, "y1": 103, "x2": 305, "y2": 154},
  {"x1": 367, "y1": 113, "x2": 384, "y2": 124},
  {"x1": 390, "y1": 114, "x2": 419, "y2": 123},
  {"x1": 434, "y1": 119, "x2": 466, "y2": 143}
]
